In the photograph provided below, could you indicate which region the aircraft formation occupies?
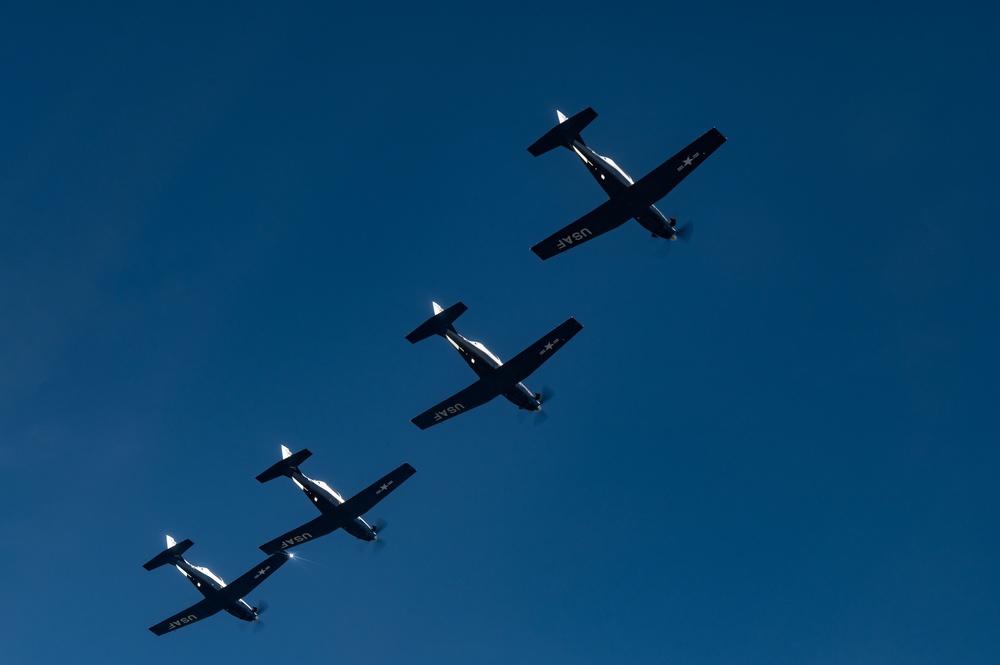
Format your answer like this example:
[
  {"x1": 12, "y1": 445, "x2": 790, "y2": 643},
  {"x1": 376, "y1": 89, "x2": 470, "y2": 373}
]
[
  {"x1": 145, "y1": 448, "x2": 416, "y2": 633},
  {"x1": 144, "y1": 107, "x2": 726, "y2": 634}
]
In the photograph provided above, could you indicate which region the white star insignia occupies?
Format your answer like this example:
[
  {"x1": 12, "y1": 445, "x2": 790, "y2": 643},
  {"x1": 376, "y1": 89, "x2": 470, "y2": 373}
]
[{"x1": 683, "y1": 156, "x2": 694, "y2": 167}]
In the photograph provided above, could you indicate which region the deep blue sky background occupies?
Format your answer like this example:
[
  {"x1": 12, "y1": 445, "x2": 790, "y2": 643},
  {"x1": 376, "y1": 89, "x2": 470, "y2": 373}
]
[{"x1": 2, "y1": 2, "x2": 998, "y2": 663}]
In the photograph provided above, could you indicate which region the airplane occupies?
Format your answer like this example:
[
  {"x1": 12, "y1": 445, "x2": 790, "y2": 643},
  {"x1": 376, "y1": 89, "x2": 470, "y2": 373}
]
[
  {"x1": 406, "y1": 301, "x2": 582, "y2": 429},
  {"x1": 143, "y1": 535, "x2": 289, "y2": 636},
  {"x1": 527, "y1": 107, "x2": 727, "y2": 259},
  {"x1": 257, "y1": 446, "x2": 416, "y2": 554}
]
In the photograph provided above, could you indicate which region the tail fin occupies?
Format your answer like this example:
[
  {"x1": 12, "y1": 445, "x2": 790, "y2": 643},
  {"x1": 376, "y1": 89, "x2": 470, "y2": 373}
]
[
  {"x1": 256, "y1": 447, "x2": 313, "y2": 484},
  {"x1": 142, "y1": 536, "x2": 194, "y2": 571},
  {"x1": 405, "y1": 301, "x2": 468, "y2": 344},
  {"x1": 527, "y1": 107, "x2": 597, "y2": 157}
]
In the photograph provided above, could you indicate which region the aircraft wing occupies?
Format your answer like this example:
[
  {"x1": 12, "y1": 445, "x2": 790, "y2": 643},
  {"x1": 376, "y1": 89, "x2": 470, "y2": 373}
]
[
  {"x1": 218, "y1": 552, "x2": 290, "y2": 601},
  {"x1": 411, "y1": 378, "x2": 499, "y2": 430},
  {"x1": 530, "y1": 198, "x2": 632, "y2": 260},
  {"x1": 626, "y1": 128, "x2": 727, "y2": 205},
  {"x1": 259, "y1": 514, "x2": 343, "y2": 554},
  {"x1": 339, "y1": 462, "x2": 417, "y2": 518},
  {"x1": 148, "y1": 597, "x2": 220, "y2": 636},
  {"x1": 496, "y1": 317, "x2": 583, "y2": 385}
]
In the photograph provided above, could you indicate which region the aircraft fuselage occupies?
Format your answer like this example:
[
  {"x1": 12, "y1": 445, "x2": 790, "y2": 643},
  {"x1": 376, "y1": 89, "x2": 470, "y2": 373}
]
[
  {"x1": 442, "y1": 329, "x2": 541, "y2": 411},
  {"x1": 569, "y1": 140, "x2": 677, "y2": 239},
  {"x1": 286, "y1": 468, "x2": 379, "y2": 542},
  {"x1": 172, "y1": 557, "x2": 257, "y2": 622}
]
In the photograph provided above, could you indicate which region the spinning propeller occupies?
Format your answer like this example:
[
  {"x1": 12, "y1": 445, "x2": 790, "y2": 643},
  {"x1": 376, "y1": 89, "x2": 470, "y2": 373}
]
[
  {"x1": 653, "y1": 217, "x2": 694, "y2": 258},
  {"x1": 533, "y1": 387, "x2": 556, "y2": 426},
  {"x1": 674, "y1": 219, "x2": 694, "y2": 242},
  {"x1": 371, "y1": 518, "x2": 389, "y2": 552},
  {"x1": 250, "y1": 600, "x2": 269, "y2": 633}
]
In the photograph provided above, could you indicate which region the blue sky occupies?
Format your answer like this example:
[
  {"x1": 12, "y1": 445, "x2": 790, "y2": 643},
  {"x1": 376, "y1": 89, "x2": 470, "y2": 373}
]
[{"x1": 2, "y1": 2, "x2": 998, "y2": 663}]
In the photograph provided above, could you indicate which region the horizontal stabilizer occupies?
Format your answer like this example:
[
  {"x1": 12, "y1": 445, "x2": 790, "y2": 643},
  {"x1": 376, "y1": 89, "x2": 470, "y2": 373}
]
[
  {"x1": 527, "y1": 107, "x2": 597, "y2": 157},
  {"x1": 256, "y1": 448, "x2": 313, "y2": 484},
  {"x1": 405, "y1": 302, "x2": 467, "y2": 344},
  {"x1": 143, "y1": 538, "x2": 194, "y2": 571}
]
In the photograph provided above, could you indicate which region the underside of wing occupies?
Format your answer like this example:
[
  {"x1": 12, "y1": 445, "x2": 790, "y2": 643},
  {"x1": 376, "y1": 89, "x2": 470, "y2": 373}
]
[
  {"x1": 259, "y1": 514, "x2": 340, "y2": 554},
  {"x1": 627, "y1": 128, "x2": 727, "y2": 205},
  {"x1": 338, "y1": 462, "x2": 417, "y2": 518},
  {"x1": 496, "y1": 317, "x2": 584, "y2": 385},
  {"x1": 219, "y1": 552, "x2": 290, "y2": 601},
  {"x1": 530, "y1": 198, "x2": 631, "y2": 260},
  {"x1": 149, "y1": 597, "x2": 219, "y2": 636},
  {"x1": 411, "y1": 379, "x2": 499, "y2": 430}
]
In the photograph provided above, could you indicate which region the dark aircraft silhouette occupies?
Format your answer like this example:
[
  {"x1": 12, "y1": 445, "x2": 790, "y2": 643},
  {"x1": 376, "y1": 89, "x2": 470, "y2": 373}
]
[
  {"x1": 406, "y1": 301, "x2": 582, "y2": 429},
  {"x1": 143, "y1": 535, "x2": 289, "y2": 636},
  {"x1": 528, "y1": 107, "x2": 726, "y2": 259},
  {"x1": 257, "y1": 446, "x2": 415, "y2": 554}
]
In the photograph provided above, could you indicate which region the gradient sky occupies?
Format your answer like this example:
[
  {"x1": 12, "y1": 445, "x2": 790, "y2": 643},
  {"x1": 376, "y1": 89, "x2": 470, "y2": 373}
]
[{"x1": 2, "y1": 2, "x2": 998, "y2": 663}]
